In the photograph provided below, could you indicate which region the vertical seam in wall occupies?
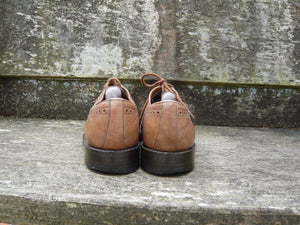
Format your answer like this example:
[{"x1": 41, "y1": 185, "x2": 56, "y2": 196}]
[{"x1": 154, "y1": 0, "x2": 177, "y2": 76}]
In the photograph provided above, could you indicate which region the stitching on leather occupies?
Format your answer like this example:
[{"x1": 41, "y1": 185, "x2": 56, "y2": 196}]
[
  {"x1": 122, "y1": 100, "x2": 125, "y2": 149},
  {"x1": 124, "y1": 107, "x2": 137, "y2": 115},
  {"x1": 152, "y1": 102, "x2": 163, "y2": 149},
  {"x1": 144, "y1": 109, "x2": 161, "y2": 116},
  {"x1": 102, "y1": 100, "x2": 111, "y2": 148},
  {"x1": 89, "y1": 107, "x2": 109, "y2": 117},
  {"x1": 178, "y1": 110, "x2": 189, "y2": 117}
]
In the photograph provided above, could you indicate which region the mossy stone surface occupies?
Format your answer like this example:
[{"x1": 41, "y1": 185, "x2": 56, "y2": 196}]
[
  {"x1": 0, "y1": 0, "x2": 160, "y2": 78},
  {"x1": 0, "y1": 76, "x2": 299, "y2": 128},
  {"x1": 175, "y1": 0, "x2": 300, "y2": 85},
  {"x1": 0, "y1": 0, "x2": 299, "y2": 85}
]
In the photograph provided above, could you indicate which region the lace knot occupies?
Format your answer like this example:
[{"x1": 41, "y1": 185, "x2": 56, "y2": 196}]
[
  {"x1": 140, "y1": 73, "x2": 194, "y2": 118},
  {"x1": 141, "y1": 73, "x2": 175, "y2": 93},
  {"x1": 105, "y1": 77, "x2": 122, "y2": 88}
]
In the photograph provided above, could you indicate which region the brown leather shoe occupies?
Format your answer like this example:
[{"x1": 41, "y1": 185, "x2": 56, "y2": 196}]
[
  {"x1": 140, "y1": 73, "x2": 195, "y2": 175},
  {"x1": 83, "y1": 78, "x2": 140, "y2": 174}
]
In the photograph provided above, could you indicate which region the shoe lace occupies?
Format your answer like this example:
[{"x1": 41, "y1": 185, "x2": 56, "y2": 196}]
[
  {"x1": 141, "y1": 73, "x2": 175, "y2": 94},
  {"x1": 105, "y1": 77, "x2": 122, "y2": 88},
  {"x1": 140, "y1": 73, "x2": 194, "y2": 121},
  {"x1": 94, "y1": 78, "x2": 123, "y2": 104}
]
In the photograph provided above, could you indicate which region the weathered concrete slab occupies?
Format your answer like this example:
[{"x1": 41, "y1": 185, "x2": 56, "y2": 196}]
[
  {"x1": 0, "y1": 76, "x2": 299, "y2": 128},
  {"x1": 0, "y1": 0, "x2": 299, "y2": 85},
  {"x1": 0, "y1": 0, "x2": 160, "y2": 77},
  {"x1": 176, "y1": 0, "x2": 300, "y2": 85},
  {"x1": 0, "y1": 118, "x2": 299, "y2": 224}
]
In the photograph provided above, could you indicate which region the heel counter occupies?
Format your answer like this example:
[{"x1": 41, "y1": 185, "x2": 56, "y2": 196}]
[
  {"x1": 85, "y1": 102, "x2": 110, "y2": 148},
  {"x1": 143, "y1": 101, "x2": 195, "y2": 151}
]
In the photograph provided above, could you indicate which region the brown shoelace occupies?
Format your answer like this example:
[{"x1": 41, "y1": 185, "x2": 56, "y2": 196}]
[
  {"x1": 105, "y1": 77, "x2": 122, "y2": 88},
  {"x1": 140, "y1": 73, "x2": 194, "y2": 120},
  {"x1": 94, "y1": 77, "x2": 122, "y2": 104},
  {"x1": 141, "y1": 73, "x2": 176, "y2": 94}
]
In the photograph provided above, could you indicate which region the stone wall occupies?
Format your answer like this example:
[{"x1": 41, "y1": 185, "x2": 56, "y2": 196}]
[
  {"x1": 1, "y1": 76, "x2": 299, "y2": 128},
  {"x1": 0, "y1": 0, "x2": 299, "y2": 85}
]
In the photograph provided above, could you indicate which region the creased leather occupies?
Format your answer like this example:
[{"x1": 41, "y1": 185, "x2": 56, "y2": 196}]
[
  {"x1": 141, "y1": 74, "x2": 195, "y2": 152},
  {"x1": 85, "y1": 79, "x2": 139, "y2": 150}
]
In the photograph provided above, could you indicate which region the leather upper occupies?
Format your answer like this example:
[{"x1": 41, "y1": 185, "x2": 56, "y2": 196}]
[
  {"x1": 85, "y1": 78, "x2": 139, "y2": 150},
  {"x1": 141, "y1": 74, "x2": 195, "y2": 152}
]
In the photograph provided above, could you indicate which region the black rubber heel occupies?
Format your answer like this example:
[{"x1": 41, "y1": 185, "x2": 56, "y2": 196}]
[
  {"x1": 141, "y1": 142, "x2": 195, "y2": 176},
  {"x1": 83, "y1": 134, "x2": 140, "y2": 174}
]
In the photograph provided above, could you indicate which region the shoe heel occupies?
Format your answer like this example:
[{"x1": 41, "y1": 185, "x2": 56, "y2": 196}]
[
  {"x1": 83, "y1": 134, "x2": 140, "y2": 174},
  {"x1": 141, "y1": 142, "x2": 195, "y2": 176}
]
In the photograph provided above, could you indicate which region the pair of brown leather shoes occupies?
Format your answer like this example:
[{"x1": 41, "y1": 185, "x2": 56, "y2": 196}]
[{"x1": 83, "y1": 73, "x2": 195, "y2": 175}]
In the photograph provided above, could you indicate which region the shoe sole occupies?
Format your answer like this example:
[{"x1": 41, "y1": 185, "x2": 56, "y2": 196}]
[
  {"x1": 141, "y1": 142, "x2": 195, "y2": 176},
  {"x1": 83, "y1": 134, "x2": 140, "y2": 174}
]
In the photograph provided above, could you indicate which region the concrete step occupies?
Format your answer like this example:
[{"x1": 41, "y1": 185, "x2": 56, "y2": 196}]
[
  {"x1": 1, "y1": 75, "x2": 299, "y2": 128},
  {"x1": 0, "y1": 118, "x2": 299, "y2": 224}
]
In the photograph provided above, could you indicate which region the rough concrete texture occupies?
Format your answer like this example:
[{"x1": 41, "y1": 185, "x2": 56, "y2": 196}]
[
  {"x1": 176, "y1": 0, "x2": 300, "y2": 84},
  {"x1": 0, "y1": 0, "x2": 299, "y2": 85},
  {"x1": 0, "y1": 118, "x2": 299, "y2": 224},
  {"x1": 0, "y1": 0, "x2": 160, "y2": 77},
  {"x1": 0, "y1": 76, "x2": 299, "y2": 128}
]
